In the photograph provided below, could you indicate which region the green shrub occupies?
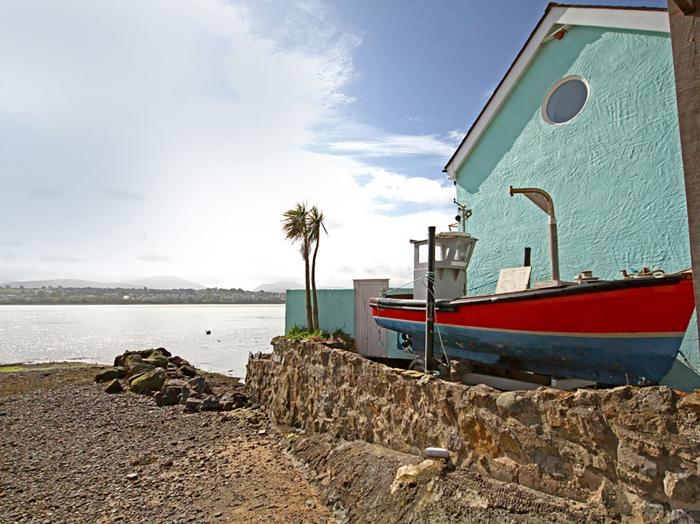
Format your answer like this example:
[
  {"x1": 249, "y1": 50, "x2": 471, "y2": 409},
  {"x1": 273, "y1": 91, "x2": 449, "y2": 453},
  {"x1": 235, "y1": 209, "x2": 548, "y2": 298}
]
[
  {"x1": 287, "y1": 325, "x2": 308, "y2": 338},
  {"x1": 286, "y1": 325, "x2": 331, "y2": 341},
  {"x1": 331, "y1": 328, "x2": 352, "y2": 339}
]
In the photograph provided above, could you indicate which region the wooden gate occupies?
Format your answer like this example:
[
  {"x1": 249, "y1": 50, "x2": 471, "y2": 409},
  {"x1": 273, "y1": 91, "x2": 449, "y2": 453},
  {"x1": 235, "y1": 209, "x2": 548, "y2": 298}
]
[{"x1": 353, "y1": 279, "x2": 389, "y2": 358}]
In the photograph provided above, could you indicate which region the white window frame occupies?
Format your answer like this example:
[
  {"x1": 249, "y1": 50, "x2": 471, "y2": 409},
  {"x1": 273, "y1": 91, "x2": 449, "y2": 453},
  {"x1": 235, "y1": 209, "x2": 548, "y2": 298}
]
[{"x1": 541, "y1": 75, "x2": 590, "y2": 125}]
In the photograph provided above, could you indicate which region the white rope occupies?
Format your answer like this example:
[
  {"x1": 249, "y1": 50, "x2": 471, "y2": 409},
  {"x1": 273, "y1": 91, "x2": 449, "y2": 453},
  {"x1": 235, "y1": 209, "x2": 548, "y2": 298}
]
[
  {"x1": 426, "y1": 285, "x2": 453, "y2": 380},
  {"x1": 381, "y1": 275, "x2": 428, "y2": 297}
]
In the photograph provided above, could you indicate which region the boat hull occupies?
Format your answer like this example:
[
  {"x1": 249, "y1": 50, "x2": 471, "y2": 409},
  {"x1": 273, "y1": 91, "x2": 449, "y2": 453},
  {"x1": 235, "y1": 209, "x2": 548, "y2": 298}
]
[{"x1": 371, "y1": 275, "x2": 695, "y2": 385}]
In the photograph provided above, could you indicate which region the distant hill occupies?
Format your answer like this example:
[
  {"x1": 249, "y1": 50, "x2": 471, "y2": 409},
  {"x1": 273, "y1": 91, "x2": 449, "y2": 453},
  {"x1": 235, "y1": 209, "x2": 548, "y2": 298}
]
[
  {"x1": 124, "y1": 276, "x2": 205, "y2": 290},
  {"x1": 3, "y1": 275, "x2": 205, "y2": 290},
  {"x1": 2, "y1": 279, "x2": 137, "y2": 289},
  {"x1": 254, "y1": 281, "x2": 303, "y2": 293}
]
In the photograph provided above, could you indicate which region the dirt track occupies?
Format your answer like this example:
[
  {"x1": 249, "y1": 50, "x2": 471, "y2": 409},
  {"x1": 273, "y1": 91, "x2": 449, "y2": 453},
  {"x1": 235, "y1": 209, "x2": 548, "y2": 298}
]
[{"x1": 0, "y1": 365, "x2": 333, "y2": 523}]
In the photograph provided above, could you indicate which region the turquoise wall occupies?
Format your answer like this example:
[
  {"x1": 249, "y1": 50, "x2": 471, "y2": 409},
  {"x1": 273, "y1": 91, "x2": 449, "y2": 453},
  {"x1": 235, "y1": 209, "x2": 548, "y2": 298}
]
[
  {"x1": 285, "y1": 289, "x2": 355, "y2": 336},
  {"x1": 454, "y1": 26, "x2": 700, "y2": 376},
  {"x1": 285, "y1": 289, "x2": 412, "y2": 360}
]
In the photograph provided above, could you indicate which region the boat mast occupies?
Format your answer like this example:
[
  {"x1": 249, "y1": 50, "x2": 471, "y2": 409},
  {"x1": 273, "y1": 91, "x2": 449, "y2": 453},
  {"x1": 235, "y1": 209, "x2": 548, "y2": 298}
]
[{"x1": 425, "y1": 226, "x2": 436, "y2": 373}]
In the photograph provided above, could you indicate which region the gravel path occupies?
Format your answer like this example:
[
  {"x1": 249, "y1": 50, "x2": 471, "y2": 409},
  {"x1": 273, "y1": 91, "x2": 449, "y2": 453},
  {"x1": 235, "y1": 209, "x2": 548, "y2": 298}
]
[{"x1": 0, "y1": 367, "x2": 333, "y2": 523}]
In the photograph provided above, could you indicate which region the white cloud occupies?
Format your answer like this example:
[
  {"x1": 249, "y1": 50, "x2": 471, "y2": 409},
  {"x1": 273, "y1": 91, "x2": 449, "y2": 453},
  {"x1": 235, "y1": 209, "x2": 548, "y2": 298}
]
[
  {"x1": 326, "y1": 133, "x2": 455, "y2": 157},
  {"x1": 40, "y1": 255, "x2": 85, "y2": 264},
  {"x1": 0, "y1": 0, "x2": 458, "y2": 289},
  {"x1": 357, "y1": 168, "x2": 453, "y2": 208},
  {"x1": 105, "y1": 189, "x2": 146, "y2": 202},
  {"x1": 447, "y1": 129, "x2": 466, "y2": 145},
  {"x1": 138, "y1": 253, "x2": 171, "y2": 263}
]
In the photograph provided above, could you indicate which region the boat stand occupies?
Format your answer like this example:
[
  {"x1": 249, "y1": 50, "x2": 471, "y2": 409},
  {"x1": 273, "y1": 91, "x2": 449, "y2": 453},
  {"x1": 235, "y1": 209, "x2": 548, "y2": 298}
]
[
  {"x1": 456, "y1": 372, "x2": 596, "y2": 391},
  {"x1": 448, "y1": 360, "x2": 597, "y2": 391}
]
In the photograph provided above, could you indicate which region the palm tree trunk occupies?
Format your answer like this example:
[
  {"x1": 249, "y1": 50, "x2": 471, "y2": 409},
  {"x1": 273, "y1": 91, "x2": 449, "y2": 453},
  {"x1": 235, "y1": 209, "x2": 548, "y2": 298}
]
[
  {"x1": 311, "y1": 235, "x2": 320, "y2": 332},
  {"x1": 303, "y1": 240, "x2": 313, "y2": 331}
]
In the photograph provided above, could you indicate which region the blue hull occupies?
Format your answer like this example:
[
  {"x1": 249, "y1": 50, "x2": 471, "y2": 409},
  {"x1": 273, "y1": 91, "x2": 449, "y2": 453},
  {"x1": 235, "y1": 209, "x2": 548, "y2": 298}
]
[{"x1": 376, "y1": 317, "x2": 682, "y2": 385}]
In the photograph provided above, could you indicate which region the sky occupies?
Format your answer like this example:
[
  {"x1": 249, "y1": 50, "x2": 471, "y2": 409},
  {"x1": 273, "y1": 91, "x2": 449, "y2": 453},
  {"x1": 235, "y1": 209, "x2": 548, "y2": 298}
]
[{"x1": 0, "y1": 0, "x2": 666, "y2": 289}]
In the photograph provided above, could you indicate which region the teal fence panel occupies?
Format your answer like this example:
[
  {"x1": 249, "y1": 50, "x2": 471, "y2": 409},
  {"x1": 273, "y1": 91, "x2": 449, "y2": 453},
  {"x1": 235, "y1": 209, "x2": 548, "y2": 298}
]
[{"x1": 285, "y1": 289, "x2": 355, "y2": 336}]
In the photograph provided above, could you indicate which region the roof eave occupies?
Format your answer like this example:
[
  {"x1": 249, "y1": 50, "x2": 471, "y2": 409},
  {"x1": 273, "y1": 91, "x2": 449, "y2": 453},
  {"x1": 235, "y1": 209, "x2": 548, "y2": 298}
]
[{"x1": 444, "y1": 4, "x2": 670, "y2": 181}]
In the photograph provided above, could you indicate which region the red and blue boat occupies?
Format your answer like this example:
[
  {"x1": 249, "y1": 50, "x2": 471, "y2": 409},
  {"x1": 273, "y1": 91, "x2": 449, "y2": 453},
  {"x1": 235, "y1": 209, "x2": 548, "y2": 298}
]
[{"x1": 370, "y1": 272, "x2": 695, "y2": 386}]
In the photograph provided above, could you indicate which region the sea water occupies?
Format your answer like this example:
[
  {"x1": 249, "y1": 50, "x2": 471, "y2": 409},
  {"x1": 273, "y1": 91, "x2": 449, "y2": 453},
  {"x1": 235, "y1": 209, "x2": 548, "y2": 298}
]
[{"x1": 0, "y1": 304, "x2": 284, "y2": 377}]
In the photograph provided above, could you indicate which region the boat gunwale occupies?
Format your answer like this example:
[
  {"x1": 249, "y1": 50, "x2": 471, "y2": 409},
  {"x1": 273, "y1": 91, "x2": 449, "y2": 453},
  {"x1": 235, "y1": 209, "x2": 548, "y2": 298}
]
[{"x1": 370, "y1": 273, "x2": 689, "y2": 311}]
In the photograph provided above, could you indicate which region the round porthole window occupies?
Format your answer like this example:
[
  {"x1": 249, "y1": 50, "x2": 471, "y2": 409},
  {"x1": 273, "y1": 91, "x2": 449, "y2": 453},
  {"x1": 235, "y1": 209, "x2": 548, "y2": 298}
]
[{"x1": 542, "y1": 76, "x2": 588, "y2": 124}]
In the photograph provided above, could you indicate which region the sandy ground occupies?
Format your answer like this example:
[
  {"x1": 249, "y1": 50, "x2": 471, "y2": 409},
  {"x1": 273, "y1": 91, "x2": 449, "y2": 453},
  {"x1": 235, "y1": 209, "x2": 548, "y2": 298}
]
[{"x1": 0, "y1": 365, "x2": 334, "y2": 523}]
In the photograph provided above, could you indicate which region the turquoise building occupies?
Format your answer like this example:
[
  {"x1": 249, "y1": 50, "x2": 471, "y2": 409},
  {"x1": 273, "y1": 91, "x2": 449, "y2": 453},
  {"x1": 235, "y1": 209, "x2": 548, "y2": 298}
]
[{"x1": 445, "y1": 5, "x2": 700, "y2": 387}]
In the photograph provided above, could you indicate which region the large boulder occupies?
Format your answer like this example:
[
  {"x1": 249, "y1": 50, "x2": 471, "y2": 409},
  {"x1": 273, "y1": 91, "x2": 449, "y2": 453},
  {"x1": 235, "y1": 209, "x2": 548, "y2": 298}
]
[
  {"x1": 151, "y1": 347, "x2": 172, "y2": 358},
  {"x1": 221, "y1": 391, "x2": 248, "y2": 410},
  {"x1": 113, "y1": 353, "x2": 127, "y2": 368},
  {"x1": 200, "y1": 395, "x2": 222, "y2": 411},
  {"x1": 95, "y1": 367, "x2": 126, "y2": 383},
  {"x1": 179, "y1": 365, "x2": 197, "y2": 378},
  {"x1": 104, "y1": 379, "x2": 124, "y2": 394},
  {"x1": 128, "y1": 363, "x2": 156, "y2": 379},
  {"x1": 154, "y1": 386, "x2": 182, "y2": 406},
  {"x1": 663, "y1": 472, "x2": 700, "y2": 503},
  {"x1": 114, "y1": 350, "x2": 144, "y2": 368},
  {"x1": 114, "y1": 347, "x2": 171, "y2": 367},
  {"x1": 129, "y1": 368, "x2": 166, "y2": 395},
  {"x1": 143, "y1": 353, "x2": 169, "y2": 369},
  {"x1": 168, "y1": 355, "x2": 191, "y2": 368},
  {"x1": 180, "y1": 384, "x2": 191, "y2": 405},
  {"x1": 188, "y1": 376, "x2": 210, "y2": 395},
  {"x1": 184, "y1": 397, "x2": 202, "y2": 413},
  {"x1": 164, "y1": 378, "x2": 188, "y2": 388},
  {"x1": 123, "y1": 353, "x2": 143, "y2": 365},
  {"x1": 390, "y1": 459, "x2": 445, "y2": 494}
]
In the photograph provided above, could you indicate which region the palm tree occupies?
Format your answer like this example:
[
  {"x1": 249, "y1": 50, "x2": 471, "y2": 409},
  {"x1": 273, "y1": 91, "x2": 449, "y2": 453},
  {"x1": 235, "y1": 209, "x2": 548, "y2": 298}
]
[
  {"x1": 282, "y1": 203, "x2": 313, "y2": 331},
  {"x1": 307, "y1": 206, "x2": 327, "y2": 333}
]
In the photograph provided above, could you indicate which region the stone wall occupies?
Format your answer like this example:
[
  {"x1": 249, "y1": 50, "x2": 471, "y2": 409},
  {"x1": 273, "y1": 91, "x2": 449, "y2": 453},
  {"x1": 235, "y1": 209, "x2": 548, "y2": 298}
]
[{"x1": 246, "y1": 338, "x2": 700, "y2": 517}]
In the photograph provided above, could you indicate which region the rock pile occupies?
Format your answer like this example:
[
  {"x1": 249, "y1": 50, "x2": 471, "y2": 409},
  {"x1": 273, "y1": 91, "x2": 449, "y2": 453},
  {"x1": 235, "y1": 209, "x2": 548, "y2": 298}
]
[{"x1": 95, "y1": 348, "x2": 248, "y2": 412}]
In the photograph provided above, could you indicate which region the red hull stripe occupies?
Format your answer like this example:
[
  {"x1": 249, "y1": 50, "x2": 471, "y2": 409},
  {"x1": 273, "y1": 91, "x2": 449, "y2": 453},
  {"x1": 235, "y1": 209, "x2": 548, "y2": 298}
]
[{"x1": 372, "y1": 278, "x2": 695, "y2": 335}]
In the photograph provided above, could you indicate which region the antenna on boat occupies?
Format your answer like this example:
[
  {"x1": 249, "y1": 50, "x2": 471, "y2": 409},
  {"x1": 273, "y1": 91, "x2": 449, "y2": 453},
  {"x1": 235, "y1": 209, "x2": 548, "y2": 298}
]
[
  {"x1": 509, "y1": 186, "x2": 560, "y2": 283},
  {"x1": 453, "y1": 199, "x2": 472, "y2": 232}
]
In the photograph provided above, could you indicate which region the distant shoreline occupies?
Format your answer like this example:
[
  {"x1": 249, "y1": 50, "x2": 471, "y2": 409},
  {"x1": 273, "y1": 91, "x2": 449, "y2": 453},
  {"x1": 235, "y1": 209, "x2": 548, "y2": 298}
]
[
  {"x1": 0, "y1": 286, "x2": 285, "y2": 305},
  {"x1": 0, "y1": 301, "x2": 285, "y2": 306}
]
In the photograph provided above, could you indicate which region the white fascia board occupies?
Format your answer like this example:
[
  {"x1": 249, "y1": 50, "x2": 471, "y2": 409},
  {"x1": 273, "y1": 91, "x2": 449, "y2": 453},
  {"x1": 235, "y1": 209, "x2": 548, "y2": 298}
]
[
  {"x1": 557, "y1": 8, "x2": 669, "y2": 33},
  {"x1": 445, "y1": 6, "x2": 669, "y2": 180}
]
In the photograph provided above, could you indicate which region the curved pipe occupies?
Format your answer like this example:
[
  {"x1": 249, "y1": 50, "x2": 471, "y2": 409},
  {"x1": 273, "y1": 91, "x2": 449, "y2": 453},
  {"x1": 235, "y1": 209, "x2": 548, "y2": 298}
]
[{"x1": 509, "y1": 186, "x2": 560, "y2": 282}]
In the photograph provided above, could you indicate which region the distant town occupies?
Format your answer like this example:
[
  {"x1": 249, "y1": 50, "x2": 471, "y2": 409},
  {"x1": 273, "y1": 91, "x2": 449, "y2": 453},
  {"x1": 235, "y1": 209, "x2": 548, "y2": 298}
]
[{"x1": 0, "y1": 286, "x2": 285, "y2": 305}]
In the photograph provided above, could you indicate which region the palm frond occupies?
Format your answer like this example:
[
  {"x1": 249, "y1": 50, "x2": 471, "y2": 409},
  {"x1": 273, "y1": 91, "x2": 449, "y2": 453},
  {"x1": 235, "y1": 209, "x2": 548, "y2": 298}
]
[
  {"x1": 281, "y1": 202, "x2": 308, "y2": 243},
  {"x1": 306, "y1": 205, "x2": 327, "y2": 241}
]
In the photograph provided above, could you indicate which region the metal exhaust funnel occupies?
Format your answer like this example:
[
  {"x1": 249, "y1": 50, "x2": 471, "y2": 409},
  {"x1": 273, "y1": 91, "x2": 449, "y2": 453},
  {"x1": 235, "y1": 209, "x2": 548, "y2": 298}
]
[{"x1": 509, "y1": 186, "x2": 560, "y2": 283}]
